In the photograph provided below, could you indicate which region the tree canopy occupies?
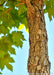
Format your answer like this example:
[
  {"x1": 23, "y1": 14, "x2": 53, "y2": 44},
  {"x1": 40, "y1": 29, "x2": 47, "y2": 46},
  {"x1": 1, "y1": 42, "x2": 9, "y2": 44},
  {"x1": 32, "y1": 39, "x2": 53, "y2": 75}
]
[
  {"x1": 0, "y1": 0, "x2": 54, "y2": 74},
  {"x1": 44, "y1": 0, "x2": 54, "y2": 20}
]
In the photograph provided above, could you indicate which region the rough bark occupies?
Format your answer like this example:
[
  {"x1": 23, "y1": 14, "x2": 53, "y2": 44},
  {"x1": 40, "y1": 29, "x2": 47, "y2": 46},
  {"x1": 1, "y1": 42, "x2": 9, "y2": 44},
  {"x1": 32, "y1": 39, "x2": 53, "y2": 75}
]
[{"x1": 26, "y1": 0, "x2": 51, "y2": 75}]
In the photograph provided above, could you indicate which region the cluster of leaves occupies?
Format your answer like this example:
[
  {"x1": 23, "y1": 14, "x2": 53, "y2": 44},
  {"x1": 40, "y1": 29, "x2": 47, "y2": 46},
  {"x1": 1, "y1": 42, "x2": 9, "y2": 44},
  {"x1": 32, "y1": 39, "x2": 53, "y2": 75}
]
[
  {"x1": 0, "y1": 31, "x2": 25, "y2": 72},
  {"x1": 0, "y1": 2, "x2": 28, "y2": 34},
  {"x1": 44, "y1": 0, "x2": 54, "y2": 20},
  {"x1": 0, "y1": 0, "x2": 28, "y2": 74}
]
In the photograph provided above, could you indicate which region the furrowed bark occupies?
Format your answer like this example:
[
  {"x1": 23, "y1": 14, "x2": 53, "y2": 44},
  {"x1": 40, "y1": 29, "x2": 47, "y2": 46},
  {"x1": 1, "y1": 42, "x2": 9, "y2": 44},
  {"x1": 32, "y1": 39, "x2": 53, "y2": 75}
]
[{"x1": 26, "y1": 0, "x2": 51, "y2": 75}]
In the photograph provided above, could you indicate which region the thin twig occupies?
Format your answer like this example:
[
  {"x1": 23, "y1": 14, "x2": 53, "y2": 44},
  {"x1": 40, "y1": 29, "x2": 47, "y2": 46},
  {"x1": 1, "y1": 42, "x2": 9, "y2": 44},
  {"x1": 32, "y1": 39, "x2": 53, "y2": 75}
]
[{"x1": 15, "y1": 3, "x2": 24, "y2": 7}]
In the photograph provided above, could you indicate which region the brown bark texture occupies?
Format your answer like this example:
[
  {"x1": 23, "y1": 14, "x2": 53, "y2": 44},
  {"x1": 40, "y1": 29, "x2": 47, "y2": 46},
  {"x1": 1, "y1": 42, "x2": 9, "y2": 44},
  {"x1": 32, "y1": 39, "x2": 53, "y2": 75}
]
[{"x1": 25, "y1": 0, "x2": 51, "y2": 75}]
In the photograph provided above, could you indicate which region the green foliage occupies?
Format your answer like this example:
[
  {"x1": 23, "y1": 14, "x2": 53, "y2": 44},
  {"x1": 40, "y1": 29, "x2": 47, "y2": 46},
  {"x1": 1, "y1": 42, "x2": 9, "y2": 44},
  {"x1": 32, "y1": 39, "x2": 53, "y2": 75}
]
[
  {"x1": 0, "y1": 53, "x2": 14, "y2": 71},
  {"x1": 11, "y1": 31, "x2": 25, "y2": 47},
  {"x1": 0, "y1": 31, "x2": 25, "y2": 72},
  {"x1": 0, "y1": 0, "x2": 27, "y2": 73},
  {"x1": 6, "y1": 63, "x2": 13, "y2": 71},
  {"x1": 0, "y1": 72, "x2": 2, "y2": 74},
  {"x1": 18, "y1": 4, "x2": 27, "y2": 16},
  {"x1": 0, "y1": 0, "x2": 6, "y2": 5},
  {"x1": 44, "y1": 0, "x2": 54, "y2": 20}
]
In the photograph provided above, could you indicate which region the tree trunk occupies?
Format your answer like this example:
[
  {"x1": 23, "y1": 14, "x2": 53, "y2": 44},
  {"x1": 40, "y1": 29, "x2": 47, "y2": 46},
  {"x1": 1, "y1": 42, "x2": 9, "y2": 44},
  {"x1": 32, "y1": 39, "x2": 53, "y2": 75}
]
[{"x1": 26, "y1": 0, "x2": 51, "y2": 75}]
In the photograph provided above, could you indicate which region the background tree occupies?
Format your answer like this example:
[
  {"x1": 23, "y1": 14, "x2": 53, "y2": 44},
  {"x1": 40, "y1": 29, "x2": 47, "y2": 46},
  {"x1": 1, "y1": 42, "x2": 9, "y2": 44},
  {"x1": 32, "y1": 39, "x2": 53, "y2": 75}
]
[{"x1": 0, "y1": 0, "x2": 54, "y2": 75}]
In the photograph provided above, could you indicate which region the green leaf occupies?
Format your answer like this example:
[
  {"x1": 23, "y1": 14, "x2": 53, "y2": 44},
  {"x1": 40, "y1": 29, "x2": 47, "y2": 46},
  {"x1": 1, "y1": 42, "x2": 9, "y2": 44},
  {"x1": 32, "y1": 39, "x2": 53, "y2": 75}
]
[
  {"x1": 6, "y1": 1, "x2": 15, "y2": 8},
  {"x1": 0, "y1": 51, "x2": 5, "y2": 58},
  {"x1": 10, "y1": 8, "x2": 20, "y2": 28},
  {"x1": 9, "y1": 57, "x2": 15, "y2": 63},
  {"x1": 18, "y1": 4, "x2": 27, "y2": 16},
  {"x1": 0, "y1": 0, "x2": 6, "y2": 5},
  {"x1": 19, "y1": 17, "x2": 28, "y2": 29},
  {"x1": 6, "y1": 63, "x2": 13, "y2": 71},
  {"x1": 0, "y1": 72, "x2": 2, "y2": 75},
  {"x1": 0, "y1": 61, "x2": 4, "y2": 70},
  {"x1": 11, "y1": 31, "x2": 25, "y2": 47},
  {"x1": 44, "y1": 0, "x2": 54, "y2": 20},
  {"x1": 8, "y1": 47, "x2": 16, "y2": 54},
  {"x1": 0, "y1": 52, "x2": 15, "y2": 71}
]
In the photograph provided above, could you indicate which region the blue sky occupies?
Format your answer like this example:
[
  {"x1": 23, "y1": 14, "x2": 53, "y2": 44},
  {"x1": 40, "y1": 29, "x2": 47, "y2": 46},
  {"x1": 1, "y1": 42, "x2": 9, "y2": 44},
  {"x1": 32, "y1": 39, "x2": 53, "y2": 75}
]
[
  {"x1": 45, "y1": 13, "x2": 54, "y2": 75},
  {"x1": 0, "y1": 13, "x2": 54, "y2": 75}
]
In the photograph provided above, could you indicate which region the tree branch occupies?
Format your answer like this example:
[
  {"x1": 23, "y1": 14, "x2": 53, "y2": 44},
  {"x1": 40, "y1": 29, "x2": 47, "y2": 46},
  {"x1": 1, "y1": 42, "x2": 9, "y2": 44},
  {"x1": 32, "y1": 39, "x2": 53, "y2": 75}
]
[
  {"x1": 15, "y1": 3, "x2": 24, "y2": 7},
  {"x1": 17, "y1": 0, "x2": 26, "y2": 4}
]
